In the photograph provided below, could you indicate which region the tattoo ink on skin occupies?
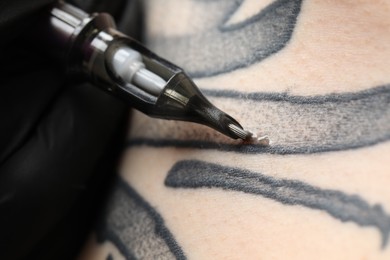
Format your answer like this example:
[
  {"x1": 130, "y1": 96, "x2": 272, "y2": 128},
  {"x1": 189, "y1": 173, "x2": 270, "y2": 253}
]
[
  {"x1": 128, "y1": 85, "x2": 390, "y2": 154},
  {"x1": 96, "y1": 177, "x2": 186, "y2": 260},
  {"x1": 148, "y1": 0, "x2": 302, "y2": 77},
  {"x1": 165, "y1": 160, "x2": 390, "y2": 248}
]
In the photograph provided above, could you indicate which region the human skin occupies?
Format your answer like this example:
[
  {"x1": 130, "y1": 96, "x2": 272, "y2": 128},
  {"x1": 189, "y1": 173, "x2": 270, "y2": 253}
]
[{"x1": 80, "y1": 0, "x2": 390, "y2": 259}]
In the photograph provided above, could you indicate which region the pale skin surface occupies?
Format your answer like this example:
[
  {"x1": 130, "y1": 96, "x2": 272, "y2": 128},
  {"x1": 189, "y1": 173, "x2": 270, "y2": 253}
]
[{"x1": 80, "y1": 0, "x2": 390, "y2": 259}]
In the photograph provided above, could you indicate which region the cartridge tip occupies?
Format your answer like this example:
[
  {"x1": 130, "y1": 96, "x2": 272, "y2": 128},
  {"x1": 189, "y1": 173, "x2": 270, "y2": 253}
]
[
  {"x1": 227, "y1": 123, "x2": 253, "y2": 140},
  {"x1": 152, "y1": 72, "x2": 251, "y2": 140},
  {"x1": 198, "y1": 106, "x2": 252, "y2": 140}
]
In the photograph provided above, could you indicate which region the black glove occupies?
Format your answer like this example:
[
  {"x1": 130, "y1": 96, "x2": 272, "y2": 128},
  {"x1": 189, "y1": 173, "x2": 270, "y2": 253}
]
[{"x1": 0, "y1": 0, "x2": 128, "y2": 259}]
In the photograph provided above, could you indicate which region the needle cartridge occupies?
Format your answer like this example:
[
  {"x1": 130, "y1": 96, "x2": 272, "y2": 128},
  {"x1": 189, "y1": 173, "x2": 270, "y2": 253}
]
[{"x1": 41, "y1": 2, "x2": 251, "y2": 140}]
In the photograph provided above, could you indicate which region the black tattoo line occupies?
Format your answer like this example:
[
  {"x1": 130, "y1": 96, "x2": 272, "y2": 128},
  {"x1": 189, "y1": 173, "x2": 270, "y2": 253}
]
[
  {"x1": 96, "y1": 177, "x2": 186, "y2": 259},
  {"x1": 127, "y1": 85, "x2": 390, "y2": 154},
  {"x1": 165, "y1": 160, "x2": 390, "y2": 248},
  {"x1": 148, "y1": 0, "x2": 302, "y2": 77}
]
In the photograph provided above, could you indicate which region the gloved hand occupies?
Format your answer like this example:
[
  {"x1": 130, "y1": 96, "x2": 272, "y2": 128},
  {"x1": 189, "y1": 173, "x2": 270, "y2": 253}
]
[{"x1": 0, "y1": 0, "x2": 128, "y2": 259}]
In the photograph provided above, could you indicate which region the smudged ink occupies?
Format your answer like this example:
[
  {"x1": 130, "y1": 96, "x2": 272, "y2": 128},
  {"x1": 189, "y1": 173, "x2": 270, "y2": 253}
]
[{"x1": 96, "y1": 177, "x2": 186, "y2": 259}]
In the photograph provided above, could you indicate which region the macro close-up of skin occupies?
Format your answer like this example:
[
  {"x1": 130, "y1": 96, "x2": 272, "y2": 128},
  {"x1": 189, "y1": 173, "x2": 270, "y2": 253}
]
[{"x1": 80, "y1": 0, "x2": 390, "y2": 259}]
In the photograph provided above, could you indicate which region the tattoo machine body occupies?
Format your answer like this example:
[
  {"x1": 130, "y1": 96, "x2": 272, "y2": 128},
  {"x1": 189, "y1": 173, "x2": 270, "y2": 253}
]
[{"x1": 39, "y1": 2, "x2": 251, "y2": 140}]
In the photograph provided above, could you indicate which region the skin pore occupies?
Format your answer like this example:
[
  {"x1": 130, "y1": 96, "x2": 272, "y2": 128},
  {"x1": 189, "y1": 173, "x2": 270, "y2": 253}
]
[{"x1": 80, "y1": 0, "x2": 390, "y2": 259}]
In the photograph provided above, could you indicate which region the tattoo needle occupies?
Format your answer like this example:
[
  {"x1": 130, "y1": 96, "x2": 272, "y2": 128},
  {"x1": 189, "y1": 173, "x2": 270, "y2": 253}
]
[{"x1": 39, "y1": 2, "x2": 252, "y2": 140}]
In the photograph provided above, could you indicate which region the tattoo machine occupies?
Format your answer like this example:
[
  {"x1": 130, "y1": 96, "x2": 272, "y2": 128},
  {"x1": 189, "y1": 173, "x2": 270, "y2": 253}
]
[{"x1": 39, "y1": 2, "x2": 252, "y2": 140}]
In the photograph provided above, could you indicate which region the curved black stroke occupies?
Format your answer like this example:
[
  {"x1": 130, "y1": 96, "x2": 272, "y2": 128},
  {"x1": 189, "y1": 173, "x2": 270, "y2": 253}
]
[
  {"x1": 148, "y1": 0, "x2": 302, "y2": 77},
  {"x1": 165, "y1": 160, "x2": 390, "y2": 248},
  {"x1": 127, "y1": 85, "x2": 390, "y2": 154},
  {"x1": 96, "y1": 177, "x2": 186, "y2": 259}
]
